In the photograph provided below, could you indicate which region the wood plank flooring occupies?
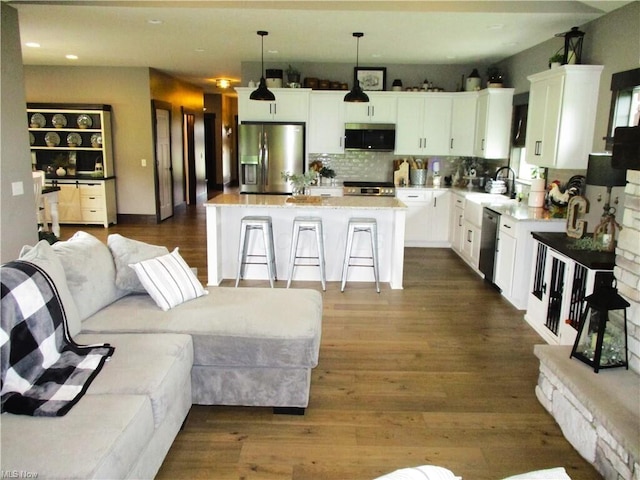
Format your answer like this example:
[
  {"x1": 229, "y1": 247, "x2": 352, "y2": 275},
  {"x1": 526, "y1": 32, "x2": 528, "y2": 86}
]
[{"x1": 59, "y1": 206, "x2": 602, "y2": 480}]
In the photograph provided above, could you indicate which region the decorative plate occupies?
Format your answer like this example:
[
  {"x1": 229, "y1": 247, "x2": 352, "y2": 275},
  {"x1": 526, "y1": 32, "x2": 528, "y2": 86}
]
[
  {"x1": 77, "y1": 114, "x2": 93, "y2": 129},
  {"x1": 52, "y1": 114, "x2": 67, "y2": 128},
  {"x1": 90, "y1": 133, "x2": 102, "y2": 148},
  {"x1": 67, "y1": 132, "x2": 82, "y2": 147},
  {"x1": 44, "y1": 131, "x2": 60, "y2": 147},
  {"x1": 30, "y1": 113, "x2": 46, "y2": 128},
  {"x1": 29, "y1": 132, "x2": 35, "y2": 146}
]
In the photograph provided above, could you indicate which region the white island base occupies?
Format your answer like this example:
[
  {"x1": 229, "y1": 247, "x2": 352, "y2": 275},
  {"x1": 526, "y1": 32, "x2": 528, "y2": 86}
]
[{"x1": 205, "y1": 194, "x2": 407, "y2": 289}]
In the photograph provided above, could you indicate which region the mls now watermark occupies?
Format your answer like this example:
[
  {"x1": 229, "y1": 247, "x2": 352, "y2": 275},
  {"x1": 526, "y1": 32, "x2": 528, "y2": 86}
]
[{"x1": 1, "y1": 472, "x2": 38, "y2": 479}]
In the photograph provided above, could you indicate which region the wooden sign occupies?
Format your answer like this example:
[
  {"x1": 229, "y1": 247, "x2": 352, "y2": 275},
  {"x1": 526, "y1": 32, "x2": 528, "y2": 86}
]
[{"x1": 566, "y1": 195, "x2": 589, "y2": 238}]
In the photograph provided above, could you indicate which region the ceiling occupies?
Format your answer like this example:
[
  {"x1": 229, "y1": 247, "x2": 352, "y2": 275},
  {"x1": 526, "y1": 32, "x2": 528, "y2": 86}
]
[{"x1": 7, "y1": 0, "x2": 633, "y2": 93}]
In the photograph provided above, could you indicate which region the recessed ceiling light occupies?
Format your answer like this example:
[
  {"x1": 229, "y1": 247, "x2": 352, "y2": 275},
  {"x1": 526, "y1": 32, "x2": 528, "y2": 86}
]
[
  {"x1": 267, "y1": 50, "x2": 279, "y2": 54},
  {"x1": 447, "y1": 55, "x2": 457, "y2": 59},
  {"x1": 371, "y1": 54, "x2": 382, "y2": 58},
  {"x1": 195, "y1": 48, "x2": 205, "y2": 53},
  {"x1": 147, "y1": 19, "x2": 163, "y2": 25},
  {"x1": 25, "y1": 42, "x2": 40, "y2": 48},
  {"x1": 65, "y1": 54, "x2": 78, "y2": 60},
  {"x1": 488, "y1": 24, "x2": 504, "y2": 30}
]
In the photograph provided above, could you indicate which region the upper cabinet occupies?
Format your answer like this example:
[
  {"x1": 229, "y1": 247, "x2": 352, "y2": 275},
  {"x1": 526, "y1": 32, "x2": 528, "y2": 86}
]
[
  {"x1": 395, "y1": 94, "x2": 452, "y2": 155},
  {"x1": 450, "y1": 93, "x2": 478, "y2": 156},
  {"x1": 344, "y1": 92, "x2": 397, "y2": 123},
  {"x1": 308, "y1": 92, "x2": 346, "y2": 154},
  {"x1": 524, "y1": 65, "x2": 603, "y2": 169},
  {"x1": 474, "y1": 88, "x2": 514, "y2": 159},
  {"x1": 236, "y1": 88, "x2": 310, "y2": 123}
]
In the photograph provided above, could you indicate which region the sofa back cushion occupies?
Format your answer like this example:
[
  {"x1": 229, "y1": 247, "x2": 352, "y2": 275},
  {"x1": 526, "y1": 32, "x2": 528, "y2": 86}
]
[
  {"x1": 18, "y1": 240, "x2": 82, "y2": 336},
  {"x1": 107, "y1": 234, "x2": 169, "y2": 294},
  {"x1": 50, "y1": 231, "x2": 126, "y2": 321}
]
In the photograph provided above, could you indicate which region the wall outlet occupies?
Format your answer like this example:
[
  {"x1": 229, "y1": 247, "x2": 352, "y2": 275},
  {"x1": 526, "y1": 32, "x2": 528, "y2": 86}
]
[{"x1": 141, "y1": 159, "x2": 147, "y2": 167}]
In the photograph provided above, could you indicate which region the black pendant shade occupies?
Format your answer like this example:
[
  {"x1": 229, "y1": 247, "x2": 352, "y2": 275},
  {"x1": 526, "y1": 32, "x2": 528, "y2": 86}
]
[
  {"x1": 344, "y1": 32, "x2": 369, "y2": 103},
  {"x1": 250, "y1": 31, "x2": 275, "y2": 101}
]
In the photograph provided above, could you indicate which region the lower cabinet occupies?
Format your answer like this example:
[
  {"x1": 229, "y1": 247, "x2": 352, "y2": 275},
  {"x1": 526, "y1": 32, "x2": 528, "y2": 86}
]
[
  {"x1": 450, "y1": 193, "x2": 465, "y2": 254},
  {"x1": 46, "y1": 178, "x2": 117, "y2": 227},
  {"x1": 461, "y1": 220, "x2": 481, "y2": 267},
  {"x1": 525, "y1": 239, "x2": 614, "y2": 345},
  {"x1": 494, "y1": 216, "x2": 517, "y2": 296},
  {"x1": 396, "y1": 189, "x2": 450, "y2": 247}
]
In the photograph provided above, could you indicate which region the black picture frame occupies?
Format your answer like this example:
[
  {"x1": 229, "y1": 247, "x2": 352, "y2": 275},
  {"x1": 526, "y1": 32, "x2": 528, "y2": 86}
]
[{"x1": 354, "y1": 67, "x2": 387, "y2": 91}]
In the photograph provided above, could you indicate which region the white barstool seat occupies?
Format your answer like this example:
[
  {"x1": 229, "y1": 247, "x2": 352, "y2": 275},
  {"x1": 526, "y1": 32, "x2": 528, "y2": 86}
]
[
  {"x1": 341, "y1": 217, "x2": 380, "y2": 293},
  {"x1": 287, "y1": 216, "x2": 326, "y2": 291},
  {"x1": 235, "y1": 216, "x2": 277, "y2": 288}
]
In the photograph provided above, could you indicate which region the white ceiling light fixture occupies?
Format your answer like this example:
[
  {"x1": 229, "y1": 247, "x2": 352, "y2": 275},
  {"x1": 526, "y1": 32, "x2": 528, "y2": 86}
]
[
  {"x1": 216, "y1": 79, "x2": 231, "y2": 89},
  {"x1": 25, "y1": 42, "x2": 40, "y2": 48},
  {"x1": 65, "y1": 54, "x2": 78, "y2": 60}
]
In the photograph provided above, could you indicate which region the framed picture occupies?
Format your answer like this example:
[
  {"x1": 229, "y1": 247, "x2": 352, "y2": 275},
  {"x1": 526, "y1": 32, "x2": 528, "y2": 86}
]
[{"x1": 354, "y1": 67, "x2": 387, "y2": 91}]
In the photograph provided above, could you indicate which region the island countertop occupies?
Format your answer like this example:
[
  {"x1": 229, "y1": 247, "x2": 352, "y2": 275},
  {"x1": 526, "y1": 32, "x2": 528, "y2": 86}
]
[
  {"x1": 205, "y1": 193, "x2": 407, "y2": 210},
  {"x1": 204, "y1": 193, "x2": 407, "y2": 289}
]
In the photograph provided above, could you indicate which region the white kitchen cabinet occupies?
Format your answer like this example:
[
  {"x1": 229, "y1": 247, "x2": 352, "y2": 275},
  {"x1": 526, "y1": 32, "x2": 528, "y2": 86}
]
[
  {"x1": 395, "y1": 94, "x2": 452, "y2": 155},
  {"x1": 344, "y1": 92, "x2": 397, "y2": 123},
  {"x1": 236, "y1": 88, "x2": 310, "y2": 122},
  {"x1": 524, "y1": 65, "x2": 603, "y2": 169},
  {"x1": 450, "y1": 193, "x2": 465, "y2": 254},
  {"x1": 461, "y1": 220, "x2": 481, "y2": 267},
  {"x1": 449, "y1": 93, "x2": 478, "y2": 156},
  {"x1": 494, "y1": 216, "x2": 517, "y2": 296},
  {"x1": 308, "y1": 92, "x2": 345, "y2": 154},
  {"x1": 474, "y1": 88, "x2": 514, "y2": 159},
  {"x1": 396, "y1": 189, "x2": 450, "y2": 247}
]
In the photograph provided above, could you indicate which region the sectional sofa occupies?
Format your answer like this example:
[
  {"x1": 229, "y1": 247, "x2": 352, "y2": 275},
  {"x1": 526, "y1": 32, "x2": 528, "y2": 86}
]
[{"x1": 1, "y1": 231, "x2": 323, "y2": 479}]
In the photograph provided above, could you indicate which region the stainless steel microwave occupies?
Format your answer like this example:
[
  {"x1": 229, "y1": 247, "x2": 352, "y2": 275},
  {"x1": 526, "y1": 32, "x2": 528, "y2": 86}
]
[{"x1": 344, "y1": 123, "x2": 396, "y2": 151}]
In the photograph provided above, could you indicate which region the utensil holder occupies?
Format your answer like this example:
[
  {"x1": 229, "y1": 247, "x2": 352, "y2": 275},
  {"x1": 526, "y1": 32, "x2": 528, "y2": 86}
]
[{"x1": 410, "y1": 169, "x2": 427, "y2": 186}]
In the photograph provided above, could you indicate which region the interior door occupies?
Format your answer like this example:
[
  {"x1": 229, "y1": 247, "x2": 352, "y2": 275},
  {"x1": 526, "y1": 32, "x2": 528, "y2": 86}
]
[
  {"x1": 153, "y1": 102, "x2": 173, "y2": 221},
  {"x1": 182, "y1": 109, "x2": 196, "y2": 205}
]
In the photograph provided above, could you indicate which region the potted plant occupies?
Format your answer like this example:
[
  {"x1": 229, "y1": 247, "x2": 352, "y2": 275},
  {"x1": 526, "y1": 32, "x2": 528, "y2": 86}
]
[
  {"x1": 286, "y1": 65, "x2": 301, "y2": 87},
  {"x1": 319, "y1": 166, "x2": 336, "y2": 185},
  {"x1": 549, "y1": 53, "x2": 563, "y2": 69},
  {"x1": 281, "y1": 171, "x2": 315, "y2": 195}
]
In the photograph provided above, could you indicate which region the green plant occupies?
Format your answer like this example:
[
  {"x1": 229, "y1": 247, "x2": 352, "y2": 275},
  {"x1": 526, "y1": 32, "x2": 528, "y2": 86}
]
[
  {"x1": 286, "y1": 64, "x2": 300, "y2": 76},
  {"x1": 549, "y1": 53, "x2": 564, "y2": 64},
  {"x1": 319, "y1": 167, "x2": 336, "y2": 178}
]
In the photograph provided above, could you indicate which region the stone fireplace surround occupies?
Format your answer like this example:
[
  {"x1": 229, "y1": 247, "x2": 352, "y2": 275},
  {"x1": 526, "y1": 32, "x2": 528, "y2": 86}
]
[{"x1": 534, "y1": 169, "x2": 640, "y2": 480}]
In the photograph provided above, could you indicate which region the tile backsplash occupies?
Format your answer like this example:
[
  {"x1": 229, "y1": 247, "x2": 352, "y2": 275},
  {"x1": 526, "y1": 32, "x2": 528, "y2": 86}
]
[{"x1": 309, "y1": 151, "x2": 506, "y2": 186}]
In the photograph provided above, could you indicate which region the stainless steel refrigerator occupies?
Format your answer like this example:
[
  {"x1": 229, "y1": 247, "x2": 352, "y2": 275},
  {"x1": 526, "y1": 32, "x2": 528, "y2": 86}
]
[{"x1": 239, "y1": 122, "x2": 305, "y2": 194}]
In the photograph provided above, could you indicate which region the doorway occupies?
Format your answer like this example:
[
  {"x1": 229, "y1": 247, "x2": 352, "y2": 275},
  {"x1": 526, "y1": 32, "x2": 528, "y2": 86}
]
[
  {"x1": 204, "y1": 112, "x2": 218, "y2": 196},
  {"x1": 152, "y1": 100, "x2": 174, "y2": 222},
  {"x1": 182, "y1": 109, "x2": 197, "y2": 205}
]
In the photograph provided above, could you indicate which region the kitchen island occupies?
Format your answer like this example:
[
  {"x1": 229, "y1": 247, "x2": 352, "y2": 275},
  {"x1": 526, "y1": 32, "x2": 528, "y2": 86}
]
[{"x1": 204, "y1": 194, "x2": 407, "y2": 289}]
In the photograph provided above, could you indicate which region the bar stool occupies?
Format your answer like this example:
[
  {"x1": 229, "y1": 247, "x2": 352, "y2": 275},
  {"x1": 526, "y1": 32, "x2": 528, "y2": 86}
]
[
  {"x1": 235, "y1": 216, "x2": 277, "y2": 288},
  {"x1": 287, "y1": 216, "x2": 326, "y2": 291},
  {"x1": 341, "y1": 218, "x2": 380, "y2": 293}
]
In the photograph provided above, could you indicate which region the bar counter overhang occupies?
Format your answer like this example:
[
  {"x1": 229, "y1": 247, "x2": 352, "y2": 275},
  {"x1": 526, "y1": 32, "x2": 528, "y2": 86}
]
[{"x1": 204, "y1": 194, "x2": 407, "y2": 289}]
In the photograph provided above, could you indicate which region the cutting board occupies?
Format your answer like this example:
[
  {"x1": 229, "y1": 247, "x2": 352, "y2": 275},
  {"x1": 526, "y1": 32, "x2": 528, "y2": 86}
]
[{"x1": 394, "y1": 160, "x2": 409, "y2": 186}]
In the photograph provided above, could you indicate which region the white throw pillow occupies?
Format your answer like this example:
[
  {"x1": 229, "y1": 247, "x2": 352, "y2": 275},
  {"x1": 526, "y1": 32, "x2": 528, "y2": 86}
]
[
  {"x1": 130, "y1": 248, "x2": 207, "y2": 311},
  {"x1": 51, "y1": 231, "x2": 126, "y2": 321},
  {"x1": 107, "y1": 233, "x2": 169, "y2": 294},
  {"x1": 18, "y1": 240, "x2": 82, "y2": 337},
  {"x1": 373, "y1": 465, "x2": 462, "y2": 480}
]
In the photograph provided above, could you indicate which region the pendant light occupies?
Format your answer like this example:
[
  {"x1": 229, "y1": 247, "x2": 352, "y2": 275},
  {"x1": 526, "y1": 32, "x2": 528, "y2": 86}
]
[
  {"x1": 344, "y1": 32, "x2": 369, "y2": 103},
  {"x1": 250, "y1": 30, "x2": 275, "y2": 101}
]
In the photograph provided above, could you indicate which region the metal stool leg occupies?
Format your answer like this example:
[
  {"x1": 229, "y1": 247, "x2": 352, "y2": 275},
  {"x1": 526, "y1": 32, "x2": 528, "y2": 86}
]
[
  {"x1": 316, "y1": 221, "x2": 326, "y2": 291},
  {"x1": 341, "y1": 223, "x2": 355, "y2": 292},
  {"x1": 287, "y1": 222, "x2": 301, "y2": 289},
  {"x1": 262, "y1": 225, "x2": 275, "y2": 288},
  {"x1": 370, "y1": 222, "x2": 380, "y2": 293},
  {"x1": 235, "y1": 222, "x2": 249, "y2": 287}
]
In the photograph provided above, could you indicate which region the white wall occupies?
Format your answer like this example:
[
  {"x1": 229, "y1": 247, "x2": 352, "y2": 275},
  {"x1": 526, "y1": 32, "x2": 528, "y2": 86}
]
[{"x1": 1, "y1": 4, "x2": 39, "y2": 262}]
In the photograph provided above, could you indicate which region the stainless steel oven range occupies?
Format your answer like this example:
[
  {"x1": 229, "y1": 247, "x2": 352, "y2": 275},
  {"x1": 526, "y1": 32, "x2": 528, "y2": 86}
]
[{"x1": 343, "y1": 181, "x2": 396, "y2": 197}]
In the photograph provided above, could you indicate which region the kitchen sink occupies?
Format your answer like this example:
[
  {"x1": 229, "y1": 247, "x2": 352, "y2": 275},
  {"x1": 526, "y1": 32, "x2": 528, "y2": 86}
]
[{"x1": 464, "y1": 193, "x2": 517, "y2": 226}]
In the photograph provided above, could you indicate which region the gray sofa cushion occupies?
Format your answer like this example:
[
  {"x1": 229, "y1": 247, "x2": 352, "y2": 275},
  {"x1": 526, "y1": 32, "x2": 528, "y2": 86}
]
[
  {"x1": 51, "y1": 231, "x2": 126, "y2": 321},
  {"x1": 78, "y1": 333, "x2": 193, "y2": 428},
  {"x1": 107, "y1": 233, "x2": 169, "y2": 294},
  {"x1": 81, "y1": 287, "x2": 323, "y2": 369},
  {"x1": 1, "y1": 394, "x2": 155, "y2": 479}
]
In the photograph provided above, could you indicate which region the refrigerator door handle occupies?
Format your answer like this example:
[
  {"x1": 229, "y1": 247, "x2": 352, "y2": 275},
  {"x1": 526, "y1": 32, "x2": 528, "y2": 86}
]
[{"x1": 262, "y1": 133, "x2": 269, "y2": 186}]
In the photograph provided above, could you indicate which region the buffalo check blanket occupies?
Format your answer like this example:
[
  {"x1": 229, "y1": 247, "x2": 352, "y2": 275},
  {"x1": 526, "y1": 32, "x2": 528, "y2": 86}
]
[{"x1": 1, "y1": 261, "x2": 114, "y2": 416}]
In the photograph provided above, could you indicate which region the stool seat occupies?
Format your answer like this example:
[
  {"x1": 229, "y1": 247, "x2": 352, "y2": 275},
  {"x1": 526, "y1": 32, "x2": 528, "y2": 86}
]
[
  {"x1": 287, "y1": 216, "x2": 326, "y2": 291},
  {"x1": 236, "y1": 216, "x2": 277, "y2": 288},
  {"x1": 341, "y1": 218, "x2": 380, "y2": 293}
]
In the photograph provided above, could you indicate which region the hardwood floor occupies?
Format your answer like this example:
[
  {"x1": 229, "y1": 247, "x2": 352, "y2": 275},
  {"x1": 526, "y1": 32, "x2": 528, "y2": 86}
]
[{"x1": 60, "y1": 206, "x2": 602, "y2": 480}]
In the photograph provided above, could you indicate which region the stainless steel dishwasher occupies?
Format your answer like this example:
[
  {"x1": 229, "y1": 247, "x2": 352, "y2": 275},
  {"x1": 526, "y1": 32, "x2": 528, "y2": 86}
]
[{"x1": 479, "y1": 207, "x2": 501, "y2": 284}]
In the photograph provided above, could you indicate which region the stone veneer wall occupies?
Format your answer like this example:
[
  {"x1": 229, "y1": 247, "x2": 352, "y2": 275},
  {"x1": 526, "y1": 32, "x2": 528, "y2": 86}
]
[{"x1": 615, "y1": 169, "x2": 640, "y2": 375}]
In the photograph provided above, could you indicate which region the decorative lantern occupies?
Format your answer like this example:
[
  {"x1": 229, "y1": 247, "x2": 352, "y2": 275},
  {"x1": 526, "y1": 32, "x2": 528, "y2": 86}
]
[
  {"x1": 556, "y1": 26, "x2": 585, "y2": 65},
  {"x1": 570, "y1": 285, "x2": 630, "y2": 373}
]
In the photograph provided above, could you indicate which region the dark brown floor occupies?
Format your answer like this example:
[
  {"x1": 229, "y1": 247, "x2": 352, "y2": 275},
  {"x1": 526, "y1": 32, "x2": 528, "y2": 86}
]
[{"x1": 60, "y1": 206, "x2": 602, "y2": 480}]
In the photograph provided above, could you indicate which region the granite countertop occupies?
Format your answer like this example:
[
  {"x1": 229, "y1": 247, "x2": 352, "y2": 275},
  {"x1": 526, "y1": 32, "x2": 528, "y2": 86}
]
[
  {"x1": 206, "y1": 193, "x2": 407, "y2": 210},
  {"x1": 532, "y1": 231, "x2": 615, "y2": 270},
  {"x1": 486, "y1": 202, "x2": 566, "y2": 222}
]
